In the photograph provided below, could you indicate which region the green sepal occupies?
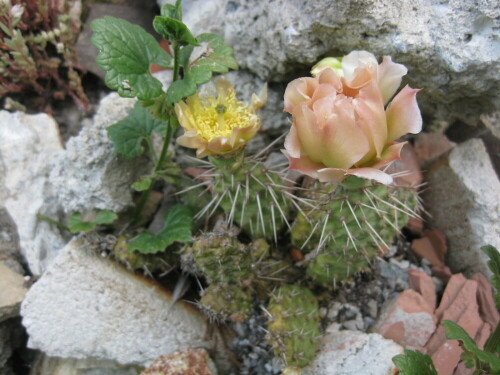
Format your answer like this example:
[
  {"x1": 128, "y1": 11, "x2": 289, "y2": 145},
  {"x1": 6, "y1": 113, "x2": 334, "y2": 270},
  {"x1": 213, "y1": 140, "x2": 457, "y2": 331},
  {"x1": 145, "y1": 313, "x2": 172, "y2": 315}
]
[
  {"x1": 68, "y1": 210, "x2": 118, "y2": 233},
  {"x1": 107, "y1": 102, "x2": 168, "y2": 159},
  {"x1": 90, "y1": 16, "x2": 171, "y2": 100},
  {"x1": 392, "y1": 350, "x2": 438, "y2": 375},
  {"x1": 443, "y1": 320, "x2": 500, "y2": 372},
  {"x1": 128, "y1": 204, "x2": 193, "y2": 254},
  {"x1": 153, "y1": 16, "x2": 199, "y2": 47}
]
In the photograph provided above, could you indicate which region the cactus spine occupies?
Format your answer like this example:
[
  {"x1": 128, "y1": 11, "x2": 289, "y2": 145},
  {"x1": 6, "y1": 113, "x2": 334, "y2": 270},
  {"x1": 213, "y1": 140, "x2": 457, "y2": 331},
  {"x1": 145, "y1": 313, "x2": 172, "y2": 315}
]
[
  {"x1": 266, "y1": 285, "x2": 320, "y2": 368},
  {"x1": 291, "y1": 176, "x2": 420, "y2": 287}
]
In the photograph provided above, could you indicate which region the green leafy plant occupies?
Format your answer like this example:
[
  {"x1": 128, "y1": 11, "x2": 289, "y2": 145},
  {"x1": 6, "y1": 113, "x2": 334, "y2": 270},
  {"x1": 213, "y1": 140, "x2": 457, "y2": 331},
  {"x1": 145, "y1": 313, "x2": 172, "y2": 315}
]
[
  {"x1": 68, "y1": 210, "x2": 118, "y2": 233},
  {"x1": 90, "y1": 0, "x2": 237, "y2": 237},
  {"x1": 128, "y1": 204, "x2": 192, "y2": 254}
]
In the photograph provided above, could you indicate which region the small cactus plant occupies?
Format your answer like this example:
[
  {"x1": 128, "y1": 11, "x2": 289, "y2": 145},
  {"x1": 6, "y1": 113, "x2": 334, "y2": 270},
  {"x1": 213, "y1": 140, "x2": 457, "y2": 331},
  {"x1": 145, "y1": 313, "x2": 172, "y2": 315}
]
[
  {"x1": 266, "y1": 285, "x2": 320, "y2": 368},
  {"x1": 291, "y1": 176, "x2": 420, "y2": 287}
]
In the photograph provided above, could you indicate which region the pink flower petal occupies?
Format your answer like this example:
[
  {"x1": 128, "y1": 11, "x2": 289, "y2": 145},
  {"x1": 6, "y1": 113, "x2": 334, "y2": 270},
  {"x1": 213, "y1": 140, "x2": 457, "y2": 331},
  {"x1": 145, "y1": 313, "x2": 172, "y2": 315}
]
[
  {"x1": 284, "y1": 124, "x2": 301, "y2": 159},
  {"x1": 284, "y1": 77, "x2": 318, "y2": 114},
  {"x1": 293, "y1": 104, "x2": 324, "y2": 163},
  {"x1": 386, "y1": 85, "x2": 422, "y2": 142},
  {"x1": 345, "y1": 168, "x2": 394, "y2": 184},
  {"x1": 282, "y1": 150, "x2": 324, "y2": 179},
  {"x1": 319, "y1": 96, "x2": 371, "y2": 169},
  {"x1": 371, "y1": 141, "x2": 406, "y2": 169},
  {"x1": 342, "y1": 51, "x2": 378, "y2": 82},
  {"x1": 377, "y1": 56, "x2": 408, "y2": 105},
  {"x1": 316, "y1": 168, "x2": 350, "y2": 183},
  {"x1": 317, "y1": 68, "x2": 343, "y2": 91},
  {"x1": 354, "y1": 80, "x2": 388, "y2": 159}
]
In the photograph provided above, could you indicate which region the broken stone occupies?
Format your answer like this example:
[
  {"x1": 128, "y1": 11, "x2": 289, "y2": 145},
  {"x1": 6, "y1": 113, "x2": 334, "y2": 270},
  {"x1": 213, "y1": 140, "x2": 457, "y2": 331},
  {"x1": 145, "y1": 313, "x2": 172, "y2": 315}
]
[
  {"x1": 371, "y1": 289, "x2": 436, "y2": 348},
  {"x1": 411, "y1": 230, "x2": 447, "y2": 268},
  {"x1": 471, "y1": 272, "x2": 500, "y2": 328},
  {"x1": 424, "y1": 139, "x2": 500, "y2": 277},
  {"x1": 408, "y1": 269, "x2": 437, "y2": 310},
  {"x1": 0, "y1": 263, "x2": 27, "y2": 322},
  {"x1": 141, "y1": 349, "x2": 218, "y2": 375},
  {"x1": 425, "y1": 274, "x2": 483, "y2": 375},
  {"x1": 21, "y1": 238, "x2": 214, "y2": 366},
  {"x1": 31, "y1": 355, "x2": 141, "y2": 375},
  {"x1": 405, "y1": 216, "x2": 424, "y2": 236},
  {"x1": 414, "y1": 132, "x2": 456, "y2": 167},
  {"x1": 0, "y1": 111, "x2": 66, "y2": 275},
  {"x1": 302, "y1": 325, "x2": 403, "y2": 375}
]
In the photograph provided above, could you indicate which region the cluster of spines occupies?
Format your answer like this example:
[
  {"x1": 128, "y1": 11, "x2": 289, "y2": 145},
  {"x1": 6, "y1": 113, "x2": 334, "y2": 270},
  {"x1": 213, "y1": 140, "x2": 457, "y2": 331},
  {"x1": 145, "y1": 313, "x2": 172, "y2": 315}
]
[
  {"x1": 291, "y1": 177, "x2": 421, "y2": 288},
  {"x1": 178, "y1": 150, "x2": 294, "y2": 241},
  {"x1": 264, "y1": 285, "x2": 320, "y2": 368}
]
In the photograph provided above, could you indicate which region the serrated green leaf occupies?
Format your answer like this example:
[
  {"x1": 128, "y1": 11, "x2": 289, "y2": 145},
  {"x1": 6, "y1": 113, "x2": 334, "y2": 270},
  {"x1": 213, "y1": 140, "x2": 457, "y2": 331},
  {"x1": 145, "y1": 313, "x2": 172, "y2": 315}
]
[
  {"x1": 444, "y1": 320, "x2": 500, "y2": 372},
  {"x1": 165, "y1": 33, "x2": 238, "y2": 104},
  {"x1": 68, "y1": 210, "x2": 118, "y2": 233},
  {"x1": 160, "y1": 4, "x2": 179, "y2": 19},
  {"x1": 107, "y1": 102, "x2": 167, "y2": 158},
  {"x1": 128, "y1": 205, "x2": 192, "y2": 254},
  {"x1": 153, "y1": 16, "x2": 199, "y2": 47},
  {"x1": 483, "y1": 245, "x2": 500, "y2": 309},
  {"x1": 132, "y1": 176, "x2": 154, "y2": 191},
  {"x1": 91, "y1": 16, "x2": 171, "y2": 100},
  {"x1": 392, "y1": 350, "x2": 438, "y2": 375}
]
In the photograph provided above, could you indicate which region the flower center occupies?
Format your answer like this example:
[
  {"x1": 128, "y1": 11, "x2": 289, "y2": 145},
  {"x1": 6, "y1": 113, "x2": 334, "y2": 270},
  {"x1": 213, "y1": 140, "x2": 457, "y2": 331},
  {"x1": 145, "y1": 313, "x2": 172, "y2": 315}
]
[{"x1": 192, "y1": 89, "x2": 252, "y2": 141}]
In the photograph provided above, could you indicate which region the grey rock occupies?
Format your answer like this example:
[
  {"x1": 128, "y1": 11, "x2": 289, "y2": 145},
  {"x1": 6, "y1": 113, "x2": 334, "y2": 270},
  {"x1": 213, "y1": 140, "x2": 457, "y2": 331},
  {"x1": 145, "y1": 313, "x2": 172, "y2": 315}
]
[
  {"x1": 50, "y1": 93, "x2": 149, "y2": 214},
  {"x1": 31, "y1": 355, "x2": 141, "y2": 375},
  {"x1": 424, "y1": 138, "x2": 500, "y2": 276},
  {"x1": 171, "y1": 0, "x2": 500, "y2": 130},
  {"x1": 0, "y1": 323, "x2": 13, "y2": 369},
  {"x1": 0, "y1": 208, "x2": 23, "y2": 274},
  {"x1": 0, "y1": 111, "x2": 66, "y2": 275},
  {"x1": 302, "y1": 325, "x2": 403, "y2": 375},
  {"x1": 0, "y1": 263, "x2": 27, "y2": 322},
  {"x1": 21, "y1": 238, "x2": 214, "y2": 366}
]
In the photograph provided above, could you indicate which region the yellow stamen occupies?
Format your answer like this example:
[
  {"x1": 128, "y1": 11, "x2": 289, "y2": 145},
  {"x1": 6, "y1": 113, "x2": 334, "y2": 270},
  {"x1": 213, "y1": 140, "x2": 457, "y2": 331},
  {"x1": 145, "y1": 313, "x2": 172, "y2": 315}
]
[{"x1": 190, "y1": 88, "x2": 253, "y2": 141}]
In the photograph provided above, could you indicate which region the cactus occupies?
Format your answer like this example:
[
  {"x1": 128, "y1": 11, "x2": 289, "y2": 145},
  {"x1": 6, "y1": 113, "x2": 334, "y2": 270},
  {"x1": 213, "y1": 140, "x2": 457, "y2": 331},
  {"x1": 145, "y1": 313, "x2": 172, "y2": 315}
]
[
  {"x1": 199, "y1": 283, "x2": 253, "y2": 322},
  {"x1": 291, "y1": 176, "x2": 420, "y2": 287},
  {"x1": 181, "y1": 152, "x2": 291, "y2": 241},
  {"x1": 266, "y1": 285, "x2": 320, "y2": 368}
]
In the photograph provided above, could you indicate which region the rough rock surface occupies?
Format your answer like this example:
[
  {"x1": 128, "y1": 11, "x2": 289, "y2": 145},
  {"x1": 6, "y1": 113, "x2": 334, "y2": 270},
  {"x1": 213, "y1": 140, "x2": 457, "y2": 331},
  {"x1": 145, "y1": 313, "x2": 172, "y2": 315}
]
[
  {"x1": 0, "y1": 111, "x2": 66, "y2": 275},
  {"x1": 31, "y1": 355, "x2": 140, "y2": 375},
  {"x1": 50, "y1": 93, "x2": 148, "y2": 213},
  {"x1": 371, "y1": 289, "x2": 436, "y2": 348},
  {"x1": 424, "y1": 139, "x2": 500, "y2": 277},
  {"x1": 163, "y1": 0, "x2": 500, "y2": 129},
  {"x1": 141, "y1": 349, "x2": 218, "y2": 375},
  {"x1": 0, "y1": 263, "x2": 27, "y2": 322},
  {"x1": 0, "y1": 208, "x2": 23, "y2": 274},
  {"x1": 21, "y1": 238, "x2": 214, "y2": 366},
  {"x1": 302, "y1": 325, "x2": 402, "y2": 375}
]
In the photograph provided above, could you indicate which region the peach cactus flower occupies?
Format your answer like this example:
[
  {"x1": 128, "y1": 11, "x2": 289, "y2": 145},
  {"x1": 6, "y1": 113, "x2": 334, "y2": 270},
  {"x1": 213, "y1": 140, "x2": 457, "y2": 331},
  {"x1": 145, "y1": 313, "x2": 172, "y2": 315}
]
[
  {"x1": 283, "y1": 51, "x2": 422, "y2": 184},
  {"x1": 175, "y1": 78, "x2": 267, "y2": 158}
]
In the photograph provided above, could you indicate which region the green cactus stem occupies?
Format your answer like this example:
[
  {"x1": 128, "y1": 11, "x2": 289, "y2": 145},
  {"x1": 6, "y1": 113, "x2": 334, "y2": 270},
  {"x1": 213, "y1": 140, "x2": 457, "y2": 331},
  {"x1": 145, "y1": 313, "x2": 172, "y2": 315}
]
[
  {"x1": 291, "y1": 176, "x2": 420, "y2": 288},
  {"x1": 266, "y1": 285, "x2": 320, "y2": 368}
]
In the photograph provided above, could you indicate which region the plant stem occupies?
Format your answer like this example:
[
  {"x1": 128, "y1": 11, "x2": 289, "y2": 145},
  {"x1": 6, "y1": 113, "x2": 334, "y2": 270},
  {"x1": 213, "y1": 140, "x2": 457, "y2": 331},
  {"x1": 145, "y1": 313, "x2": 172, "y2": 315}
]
[
  {"x1": 37, "y1": 214, "x2": 69, "y2": 232},
  {"x1": 132, "y1": 40, "x2": 182, "y2": 224}
]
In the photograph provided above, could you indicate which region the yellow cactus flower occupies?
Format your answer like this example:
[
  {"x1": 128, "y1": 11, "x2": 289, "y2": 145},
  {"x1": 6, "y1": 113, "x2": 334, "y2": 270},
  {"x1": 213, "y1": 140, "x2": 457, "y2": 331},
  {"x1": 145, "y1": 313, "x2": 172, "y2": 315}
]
[{"x1": 175, "y1": 78, "x2": 267, "y2": 158}]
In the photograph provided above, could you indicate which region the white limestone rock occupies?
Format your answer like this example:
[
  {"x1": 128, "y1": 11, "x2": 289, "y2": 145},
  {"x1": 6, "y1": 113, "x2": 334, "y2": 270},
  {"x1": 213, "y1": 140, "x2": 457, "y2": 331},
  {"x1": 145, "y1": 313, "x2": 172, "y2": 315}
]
[
  {"x1": 21, "y1": 238, "x2": 214, "y2": 366},
  {"x1": 165, "y1": 0, "x2": 500, "y2": 130},
  {"x1": 302, "y1": 325, "x2": 403, "y2": 375},
  {"x1": 424, "y1": 138, "x2": 500, "y2": 277},
  {"x1": 0, "y1": 111, "x2": 66, "y2": 275},
  {"x1": 50, "y1": 93, "x2": 149, "y2": 214}
]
